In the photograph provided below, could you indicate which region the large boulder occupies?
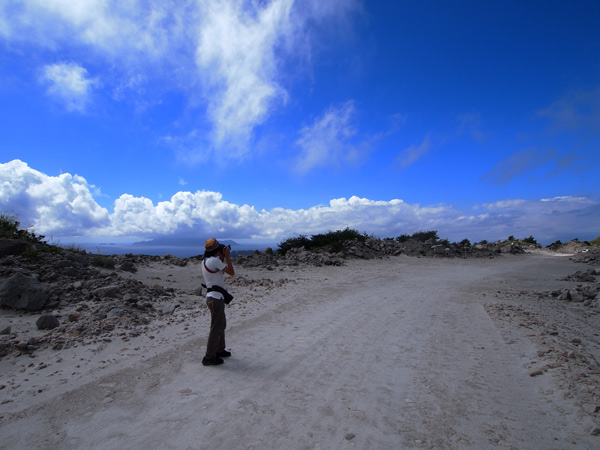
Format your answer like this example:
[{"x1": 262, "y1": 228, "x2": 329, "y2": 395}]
[
  {"x1": 0, "y1": 238, "x2": 32, "y2": 257},
  {"x1": 0, "y1": 272, "x2": 50, "y2": 311}
]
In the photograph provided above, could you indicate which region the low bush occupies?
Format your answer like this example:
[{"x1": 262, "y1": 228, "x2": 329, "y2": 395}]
[
  {"x1": 277, "y1": 228, "x2": 366, "y2": 255},
  {"x1": 0, "y1": 212, "x2": 46, "y2": 244},
  {"x1": 91, "y1": 254, "x2": 115, "y2": 269},
  {"x1": 396, "y1": 230, "x2": 439, "y2": 243}
]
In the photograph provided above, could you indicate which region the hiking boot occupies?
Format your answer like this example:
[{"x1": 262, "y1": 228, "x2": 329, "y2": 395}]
[
  {"x1": 202, "y1": 356, "x2": 224, "y2": 366},
  {"x1": 216, "y1": 350, "x2": 231, "y2": 358}
]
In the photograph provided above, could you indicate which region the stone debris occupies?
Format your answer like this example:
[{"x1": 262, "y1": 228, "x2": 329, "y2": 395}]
[
  {"x1": 486, "y1": 267, "x2": 600, "y2": 434},
  {"x1": 235, "y1": 237, "x2": 531, "y2": 269}
]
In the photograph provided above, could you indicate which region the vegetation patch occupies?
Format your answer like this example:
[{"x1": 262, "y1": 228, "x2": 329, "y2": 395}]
[{"x1": 277, "y1": 228, "x2": 368, "y2": 255}]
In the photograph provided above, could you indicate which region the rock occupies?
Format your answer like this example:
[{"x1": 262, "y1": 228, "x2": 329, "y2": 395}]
[
  {"x1": 0, "y1": 326, "x2": 11, "y2": 335},
  {"x1": 431, "y1": 244, "x2": 446, "y2": 255},
  {"x1": 192, "y1": 287, "x2": 203, "y2": 296},
  {"x1": 93, "y1": 285, "x2": 119, "y2": 298},
  {"x1": 0, "y1": 272, "x2": 50, "y2": 311},
  {"x1": 160, "y1": 305, "x2": 176, "y2": 315},
  {"x1": 65, "y1": 252, "x2": 88, "y2": 267},
  {"x1": 36, "y1": 314, "x2": 60, "y2": 330},
  {"x1": 123, "y1": 293, "x2": 138, "y2": 304},
  {"x1": 529, "y1": 368, "x2": 544, "y2": 377},
  {"x1": 55, "y1": 260, "x2": 74, "y2": 268},
  {"x1": 68, "y1": 313, "x2": 80, "y2": 322},
  {"x1": 569, "y1": 290, "x2": 584, "y2": 302},
  {"x1": 106, "y1": 307, "x2": 125, "y2": 319},
  {"x1": 0, "y1": 341, "x2": 10, "y2": 357},
  {"x1": 119, "y1": 261, "x2": 137, "y2": 273},
  {"x1": 0, "y1": 238, "x2": 32, "y2": 257}
]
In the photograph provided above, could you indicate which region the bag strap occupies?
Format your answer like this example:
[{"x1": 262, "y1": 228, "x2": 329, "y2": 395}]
[{"x1": 203, "y1": 259, "x2": 218, "y2": 274}]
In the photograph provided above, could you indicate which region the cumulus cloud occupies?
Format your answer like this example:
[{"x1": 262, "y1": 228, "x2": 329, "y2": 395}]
[
  {"x1": 2, "y1": 161, "x2": 598, "y2": 245},
  {"x1": 39, "y1": 62, "x2": 98, "y2": 112},
  {"x1": 0, "y1": 160, "x2": 110, "y2": 236},
  {"x1": 294, "y1": 101, "x2": 359, "y2": 173}
]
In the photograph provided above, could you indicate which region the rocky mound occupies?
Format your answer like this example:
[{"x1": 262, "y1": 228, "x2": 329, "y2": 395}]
[
  {"x1": 570, "y1": 247, "x2": 600, "y2": 266},
  {"x1": 0, "y1": 247, "x2": 195, "y2": 359},
  {"x1": 235, "y1": 237, "x2": 528, "y2": 269}
]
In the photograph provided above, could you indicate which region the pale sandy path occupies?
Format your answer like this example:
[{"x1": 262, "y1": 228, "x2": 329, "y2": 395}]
[{"x1": 1, "y1": 254, "x2": 597, "y2": 449}]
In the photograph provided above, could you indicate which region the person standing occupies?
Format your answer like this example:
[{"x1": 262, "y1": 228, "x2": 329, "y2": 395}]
[{"x1": 201, "y1": 238, "x2": 235, "y2": 366}]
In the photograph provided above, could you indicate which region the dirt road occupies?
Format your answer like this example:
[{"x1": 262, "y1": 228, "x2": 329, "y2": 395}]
[{"x1": 1, "y1": 254, "x2": 597, "y2": 449}]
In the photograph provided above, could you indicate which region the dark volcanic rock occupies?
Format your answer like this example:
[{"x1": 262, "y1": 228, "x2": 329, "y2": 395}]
[
  {"x1": 36, "y1": 314, "x2": 60, "y2": 330},
  {"x1": 0, "y1": 272, "x2": 49, "y2": 311},
  {"x1": 0, "y1": 239, "x2": 32, "y2": 257}
]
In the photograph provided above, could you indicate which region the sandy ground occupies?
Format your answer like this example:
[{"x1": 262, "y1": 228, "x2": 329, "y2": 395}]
[{"x1": 1, "y1": 253, "x2": 599, "y2": 449}]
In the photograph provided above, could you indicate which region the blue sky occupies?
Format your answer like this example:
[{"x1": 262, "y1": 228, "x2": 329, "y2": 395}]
[{"x1": 1, "y1": 0, "x2": 599, "y2": 246}]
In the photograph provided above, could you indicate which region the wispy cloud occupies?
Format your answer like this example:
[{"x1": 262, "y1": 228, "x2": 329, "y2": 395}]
[
  {"x1": 456, "y1": 111, "x2": 487, "y2": 144},
  {"x1": 39, "y1": 62, "x2": 98, "y2": 112},
  {"x1": 1, "y1": 0, "x2": 360, "y2": 161},
  {"x1": 294, "y1": 101, "x2": 359, "y2": 173},
  {"x1": 482, "y1": 147, "x2": 581, "y2": 185},
  {"x1": 396, "y1": 135, "x2": 431, "y2": 169},
  {"x1": 0, "y1": 0, "x2": 180, "y2": 60},
  {"x1": 195, "y1": 0, "x2": 293, "y2": 152},
  {"x1": 539, "y1": 87, "x2": 600, "y2": 134}
]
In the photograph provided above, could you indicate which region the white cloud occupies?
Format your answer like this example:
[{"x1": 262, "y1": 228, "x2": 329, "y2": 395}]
[
  {"x1": 295, "y1": 101, "x2": 358, "y2": 173},
  {"x1": 2, "y1": 161, "x2": 598, "y2": 245},
  {"x1": 195, "y1": 0, "x2": 294, "y2": 153},
  {"x1": 0, "y1": 0, "x2": 360, "y2": 163},
  {"x1": 0, "y1": 0, "x2": 179, "y2": 59},
  {"x1": 39, "y1": 62, "x2": 98, "y2": 112},
  {"x1": 0, "y1": 160, "x2": 110, "y2": 236}
]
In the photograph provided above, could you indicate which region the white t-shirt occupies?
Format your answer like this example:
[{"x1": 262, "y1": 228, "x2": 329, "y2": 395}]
[{"x1": 202, "y1": 256, "x2": 228, "y2": 299}]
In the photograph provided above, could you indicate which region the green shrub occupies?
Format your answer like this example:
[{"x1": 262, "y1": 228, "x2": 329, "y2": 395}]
[
  {"x1": 91, "y1": 254, "x2": 115, "y2": 269},
  {"x1": 277, "y1": 228, "x2": 366, "y2": 255},
  {"x1": 396, "y1": 230, "x2": 439, "y2": 243},
  {"x1": 459, "y1": 239, "x2": 471, "y2": 247},
  {"x1": 522, "y1": 235, "x2": 537, "y2": 245},
  {"x1": 0, "y1": 212, "x2": 46, "y2": 244},
  {"x1": 277, "y1": 235, "x2": 311, "y2": 255},
  {"x1": 21, "y1": 249, "x2": 41, "y2": 260}
]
